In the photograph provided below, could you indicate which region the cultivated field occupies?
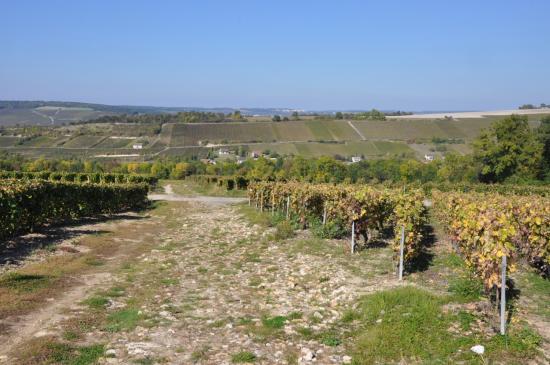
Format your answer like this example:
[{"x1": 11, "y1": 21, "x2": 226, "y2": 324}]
[{"x1": 0, "y1": 112, "x2": 546, "y2": 160}]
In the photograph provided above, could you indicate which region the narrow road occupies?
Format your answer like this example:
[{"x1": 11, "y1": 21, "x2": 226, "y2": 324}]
[
  {"x1": 347, "y1": 120, "x2": 366, "y2": 140},
  {"x1": 148, "y1": 184, "x2": 247, "y2": 205}
]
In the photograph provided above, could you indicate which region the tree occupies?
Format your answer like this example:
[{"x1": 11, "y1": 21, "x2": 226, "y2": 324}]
[
  {"x1": 335, "y1": 112, "x2": 343, "y2": 120},
  {"x1": 437, "y1": 154, "x2": 477, "y2": 182},
  {"x1": 170, "y1": 162, "x2": 191, "y2": 179},
  {"x1": 291, "y1": 111, "x2": 300, "y2": 120},
  {"x1": 272, "y1": 115, "x2": 281, "y2": 122},
  {"x1": 232, "y1": 110, "x2": 242, "y2": 120},
  {"x1": 472, "y1": 115, "x2": 542, "y2": 182}
]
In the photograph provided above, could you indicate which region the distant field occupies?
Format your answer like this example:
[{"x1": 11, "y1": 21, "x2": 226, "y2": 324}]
[
  {"x1": 94, "y1": 137, "x2": 135, "y2": 149},
  {"x1": 1, "y1": 112, "x2": 544, "y2": 160},
  {"x1": 0, "y1": 107, "x2": 114, "y2": 126},
  {"x1": 61, "y1": 135, "x2": 106, "y2": 148},
  {"x1": 390, "y1": 108, "x2": 550, "y2": 119}
]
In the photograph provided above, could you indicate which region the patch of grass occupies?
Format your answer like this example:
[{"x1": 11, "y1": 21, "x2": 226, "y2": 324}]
[
  {"x1": 0, "y1": 273, "x2": 50, "y2": 293},
  {"x1": 284, "y1": 351, "x2": 299, "y2": 365},
  {"x1": 487, "y1": 327, "x2": 541, "y2": 356},
  {"x1": 287, "y1": 311, "x2": 303, "y2": 320},
  {"x1": 105, "y1": 308, "x2": 140, "y2": 332},
  {"x1": 272, "y1": 220, "x2": 295, "y2": 241},
  {"x1": 231, "y1": 351, "x2": 257, "y2": 363},
  {"x1": 238, "y1": 205, "x2": 273, "y2": 227},
  {"x1": 436, "y1": 252, "x2": 465, "y2": 269},
  {"x1": 456, "y1": 310, "x2": 476, "y2": 331},
  {"x1": 343, "y1": 286, "x2": 541, "y2": 364},
  {"x1": 236, "y1": 317, "x2": 253, "y2": 326},
  {"x1": 288, "y1": 238, "x2": 339, "y2": 257},
  {"x1": 83, "y1": 295, "x2": 109, "y2": 310},
  {"x1": 83, "y1": 257, "x2": 105, "y2": 266},
  {"x1": 448, "y1": 272, "x2": 484, "y2": 302},
  {"x1": 296, "y1": 326, "x2": 314, "y2": 339},
  {"x1": 243, "y1": 253, "x2": 261, "y2": 263},
  {"x1": 104, "y1": 286, "x2": 126, "y2": 297},
  {"x1": 261, "y1": 315, "x2": 287, "y2": 329},
  {"x1": 62, "y1": 330, "x2": 80, "y2": 341},
  {"x1": 160, "y1": 278, "x2": 179, "y2": 286},
  {"x1": 133, "y1": 357, "x2": 155, "y2": 365},
  {"x1": 341, "y1": 309, "x2": 360, "y2": 323},
  {"x1": 320, "y1": 332, "x2": 342, "y2": 346},
  {"x1": 19, "y1": 340, "x2": 104, "y2": 365},
  {"x1": 197, "y1": 267, "x2": 208, "y2": 274},
  {"x1": 191, "y1": 345, "x2": 210, "y2": 362},
  {"x1": 248, "y1": 277, "x2": 262, "y2": 287}
]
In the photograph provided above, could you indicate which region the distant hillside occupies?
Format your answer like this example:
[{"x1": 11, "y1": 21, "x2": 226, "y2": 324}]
[{"x1": 0, "y1": 100, "x2": 307, "y2": 126}]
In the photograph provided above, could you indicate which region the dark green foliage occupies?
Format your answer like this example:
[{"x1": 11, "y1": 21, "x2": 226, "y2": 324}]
[
  {"x1": 0, "y1": 180, "x2": 148, "y2": 244},
  {"x1": 310, "y1": 217, "x2": 349, "y2": 239},
  {"x1": 0, "y1": 170, "x2": 157, "y2": 186},
  {"x1": 473, "y1": 115, "x2": 543, "y2": 182},
  {"x1": 448, "y1": 273, "x2": 484, "y2": 301}
]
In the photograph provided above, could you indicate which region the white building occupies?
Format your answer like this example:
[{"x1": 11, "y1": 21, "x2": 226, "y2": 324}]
[
  {"x1": 424, "y1": 154, "x2": 434, "y2": 161},
  {"x1": 132, "y1": 143, "x2": 143, "y2": 150},
  {"x1": 351, "y1": 156, "x2": 362, "y2": 163},
  {"x1": 218, "y1": 148, "x2": 231, "y2": 156}
]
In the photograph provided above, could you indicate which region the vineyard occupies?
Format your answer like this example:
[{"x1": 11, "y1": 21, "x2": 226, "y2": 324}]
[
  {"x1": 0, "y1": 179, "x2": 149, "y2": 244},
  {"x1": 0, "y1": 171, "x2": 158, "y2": 186},
  {"x1": 247, "y1": 182, "x2": 428, "y2": 270},
  {"x1": 248, "y1": 181, "x2": 549, "y2": 299},
  {"x1": 432, "y1": 190, "x2": 550, "y2": 290},
  {"x1": 0, "y1": 177, "x2": 548, "y2": 364}
]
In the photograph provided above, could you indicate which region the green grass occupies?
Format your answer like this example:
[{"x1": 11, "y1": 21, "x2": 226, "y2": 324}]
[
  {"x1": 261, "y1": 315, "x2": 287, "y2": 329},
  {"x1": 191, "y1": 345, "x2": 210, "y2": 362},
  {"x1": 105, "y1": 308, "x2": 141, "y2": 332},
  {"x1": 23, "y1": 342, "x2": 104, "y2": 365},
  {"x1": 342, "y1": 286, "x2": 541, "y2": 364},
  {"x1": 448, "y1": 272, "x2": 484, "y2": 302},
  {"x1": 0, "y1": 272, "x2": 51, "y2": 293},
  {"x1": 83, "y1": 295, "x2": 110, "y2": 310},
  {"x1": 231, "y1": 351, "x2": 257, "y2": 363}
]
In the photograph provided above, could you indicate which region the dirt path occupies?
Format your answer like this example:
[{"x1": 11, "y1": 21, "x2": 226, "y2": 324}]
[
  {"x1": 148, "y1": 184, "x2": 248, "y2": 205},
  {"x1": 1, "y1": 193, "x2": 398, "y2": 364},
  {"x1": 79, "y1": 201, "x2": 397, "y2": 364},
  {"x1": 0, "y1": 214, "x2": 165, "y2": 362},
  {"x1": 0, "y1": 272, "x2": 112, "y2": 356}
]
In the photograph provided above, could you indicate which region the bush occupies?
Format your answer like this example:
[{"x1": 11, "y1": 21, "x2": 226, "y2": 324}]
[
  {"x1": 310, "y1": 217, "x2": 349, "y2": 239},
  {"x1": 273, "y1": 220, "x2": 295, "y2": 241}
]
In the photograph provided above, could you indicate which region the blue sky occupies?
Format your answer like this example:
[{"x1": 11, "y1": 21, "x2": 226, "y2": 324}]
[{"x1": 1, "y1": 0, "x2": 549, "y2": 110}]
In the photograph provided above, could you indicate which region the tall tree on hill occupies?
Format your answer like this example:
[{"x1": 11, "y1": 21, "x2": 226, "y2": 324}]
[{"x1": 473, "y1": 115, "x2": 542, "y2": 182}]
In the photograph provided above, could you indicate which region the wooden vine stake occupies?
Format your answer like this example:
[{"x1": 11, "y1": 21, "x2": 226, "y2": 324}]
[
  {"x1": 500, "y1": 255, "x2": 507, "y2": 335},
  {"x1": 286, "y1": 196, "x2": 290, "y2": 219},
  {"x1": 322, "y1": 203, "x2": 327, "y2": 225},
  {"x1": 398, "y1": 226, "x2": 405, "y2": 281},
  {"x1": 260, "y1": 191, "x2": 264, "y2": 212}
]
